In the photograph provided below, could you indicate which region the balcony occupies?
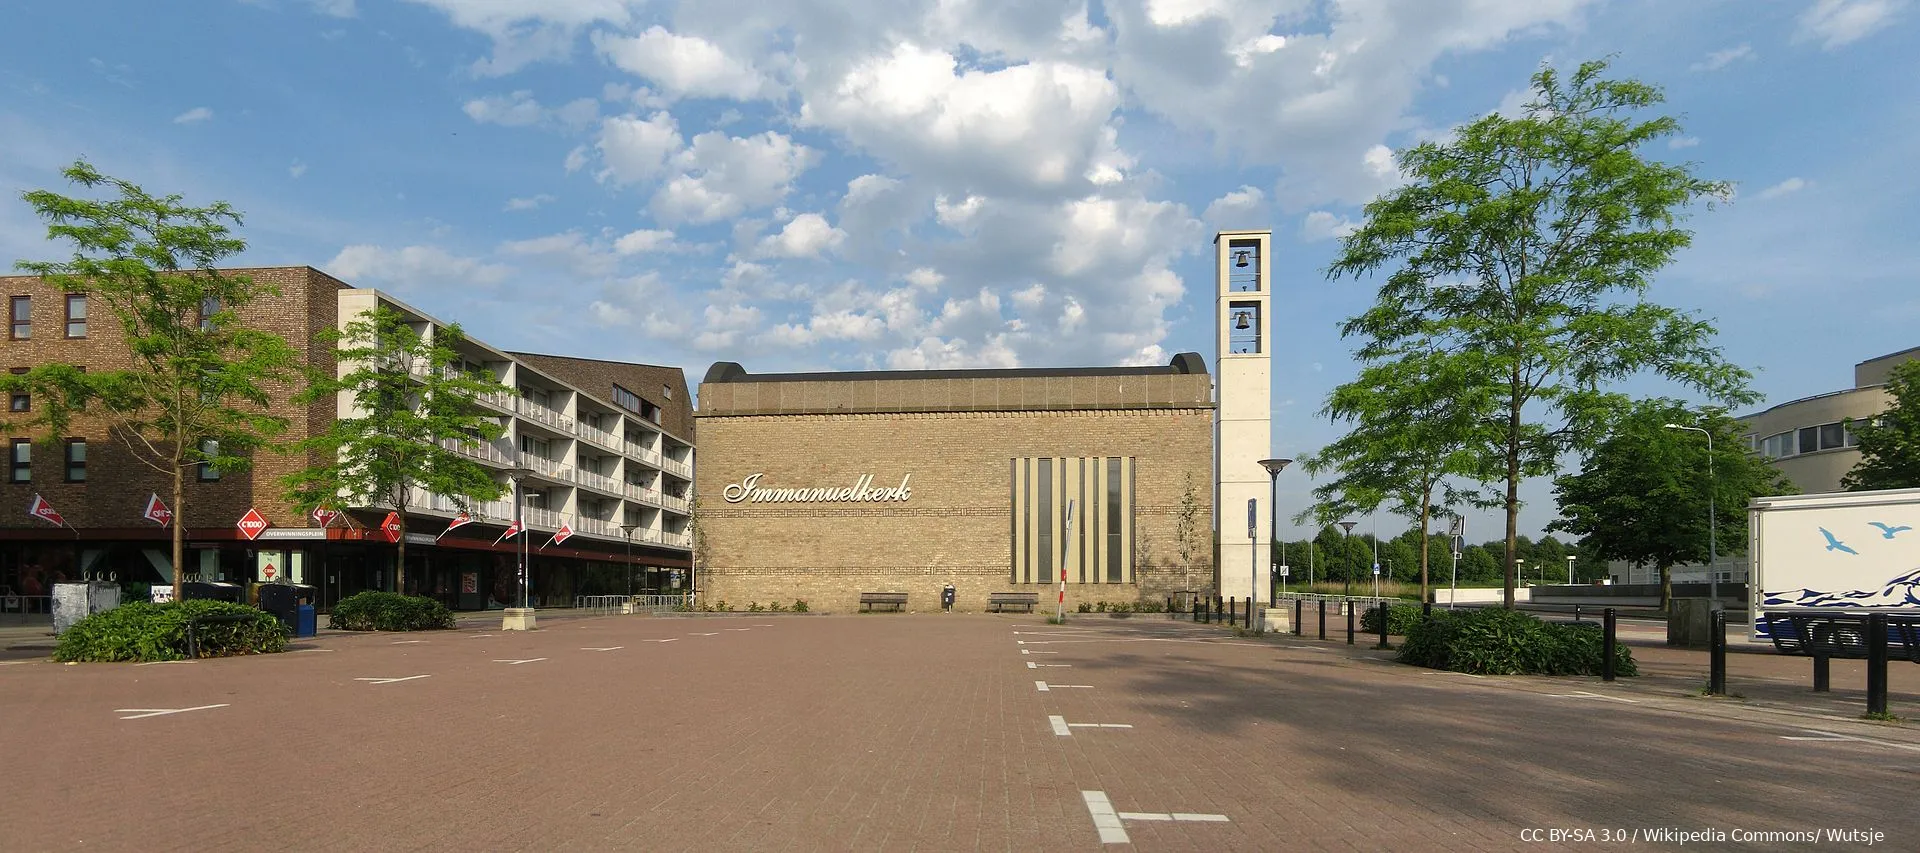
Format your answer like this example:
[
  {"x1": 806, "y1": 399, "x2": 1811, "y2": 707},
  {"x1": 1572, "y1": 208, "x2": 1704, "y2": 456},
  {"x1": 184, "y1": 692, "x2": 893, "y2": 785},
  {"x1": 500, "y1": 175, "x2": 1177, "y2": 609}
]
[
  {"x1": 439, "y1": 437, "x2": 514, "y2": 467},
  {"x1": 518, "y1": 397, "x2": 575, "y2": 433},
  {"x1": 659, "y1": 492, "x2": 690, "y2": 513},
  {"x1": 577, "y1": 420, "x2": 622, "y2": 452},
  {"x1": 476, "y1": 388, "x2": 518, "y2": 413},
  {"x1": 521, "y1": 454, "x2": 573, "y2": 484},
  {"x1": 659, "y1": 455, "x2": 692, "y2": 479},
  {"x1": 401, "y1": 488, "x2": 690, "y2": 551},
  {"x1": 574, "y1": 468, "x2": 624, "y2": 497}
]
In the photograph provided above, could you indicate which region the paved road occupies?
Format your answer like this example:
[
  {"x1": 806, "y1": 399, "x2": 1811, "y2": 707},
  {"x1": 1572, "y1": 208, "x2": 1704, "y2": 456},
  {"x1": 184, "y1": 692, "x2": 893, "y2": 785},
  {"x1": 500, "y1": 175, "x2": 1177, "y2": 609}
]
[{"x1": 2, "y1": 614, "x2": 1916, "y2": 851}]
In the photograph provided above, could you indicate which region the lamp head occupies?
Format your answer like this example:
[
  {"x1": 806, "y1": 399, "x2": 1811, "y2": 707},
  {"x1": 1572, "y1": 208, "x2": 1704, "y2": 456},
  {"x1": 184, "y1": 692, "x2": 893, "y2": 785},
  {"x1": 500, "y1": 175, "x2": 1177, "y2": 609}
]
[
  {"x1": 1258, "y1": 458, "x2": 1292, "y2": 476},
  {"x1": 1337, "y1": 520, "x2": 1356, "y2": 534}
]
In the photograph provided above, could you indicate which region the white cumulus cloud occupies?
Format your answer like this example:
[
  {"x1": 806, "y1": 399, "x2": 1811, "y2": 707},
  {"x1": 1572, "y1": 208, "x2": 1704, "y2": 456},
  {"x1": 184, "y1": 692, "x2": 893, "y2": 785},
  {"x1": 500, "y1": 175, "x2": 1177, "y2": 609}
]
[
  {"x1": 756, "y1": 213, "x2": 846, "y2": 259},
  {"x1": 1796, "y1": 0, "x2": 1907, "y2": 49},
  {"x1": 172, "y1": 107, "x2": 213, "y2": 124},
  {"x1": 594, "y1": 27, "x2": 771, "y2": 100},
  {"x1": 325, "y1": 244, "x2": 512, "y2": 290},
  {"x1": 1691, "y1": 44, "x2": 1754, "y2": 71},
  {"x1": 1756, "y1": 177, "x2": 1811, "y2": 200},
  {"x1": 1301, "y1": 210, "x2": 1359, "y2": 242}
]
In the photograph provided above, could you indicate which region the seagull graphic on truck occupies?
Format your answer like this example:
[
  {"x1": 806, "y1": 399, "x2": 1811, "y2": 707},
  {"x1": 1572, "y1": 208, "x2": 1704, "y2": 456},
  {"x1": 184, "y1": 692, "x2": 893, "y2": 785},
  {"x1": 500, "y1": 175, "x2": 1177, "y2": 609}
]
[{"x1": 1749, "y1": 488, "x2": 1920, "y2": 641}]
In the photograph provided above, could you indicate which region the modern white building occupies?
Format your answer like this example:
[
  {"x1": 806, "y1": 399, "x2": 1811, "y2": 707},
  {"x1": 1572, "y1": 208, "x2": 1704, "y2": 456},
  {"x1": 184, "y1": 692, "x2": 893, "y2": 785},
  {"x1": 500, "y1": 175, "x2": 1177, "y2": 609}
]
[{"x1": 1213, "y1": 230, "x2": 1276, "y2": 604}]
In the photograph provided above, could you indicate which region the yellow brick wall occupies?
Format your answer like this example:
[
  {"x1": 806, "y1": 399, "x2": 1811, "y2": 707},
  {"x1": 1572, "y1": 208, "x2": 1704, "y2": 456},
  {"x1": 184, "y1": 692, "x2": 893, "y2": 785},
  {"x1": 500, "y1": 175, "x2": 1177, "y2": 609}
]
[{"x1": 693, "y1": 408, "x2": 1214, "y2": 613}]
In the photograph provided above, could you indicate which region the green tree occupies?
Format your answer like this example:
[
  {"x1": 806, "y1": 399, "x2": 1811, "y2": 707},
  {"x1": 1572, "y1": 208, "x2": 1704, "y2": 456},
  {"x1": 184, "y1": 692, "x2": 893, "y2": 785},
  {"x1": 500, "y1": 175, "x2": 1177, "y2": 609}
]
[
  {"x1": 282, "y1": 305, "x2": 508, "y2": 595},
  {"x1": 1327, "y1": 58, "x2": 1754, "y2": 608},
  {"x1": 3, "y1": 160, "x2": 302, "y2": 602},
  {"x1": 1301, "y1": 349, "x2": 1496, "y2": 605},
  {"x1": 1174, "y1": 473, "x2": 1207, "y2": 594},
  {"x1": 1844, "y1": 359, "x2": 1920, "y2": 491},
  {"x1": 1552, "y1": 399, "x2": 1792, "y2": 611},
  {"x1": 1460, "y1": 545, "x2": 1500, "y2": 584}
]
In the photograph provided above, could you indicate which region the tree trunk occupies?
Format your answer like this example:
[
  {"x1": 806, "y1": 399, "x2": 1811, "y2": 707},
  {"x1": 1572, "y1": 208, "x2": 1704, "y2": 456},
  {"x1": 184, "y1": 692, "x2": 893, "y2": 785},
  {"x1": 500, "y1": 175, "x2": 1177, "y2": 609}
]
[
  {"x1": 1659, "y1": 562, "x2": 1673, "y2": 613},
  {"x1": 1504, "y1": 389, "x2": 1522, "y2": 609},
  {"x1": 171, "y1": 462, "x2": 185, "y2": 604},
  {"x1": 394, "y1": 490, "x2": 408, "y2": 595},
  {"x1": 1418, "y1": 483, "x2": 1432, "y2": 607}
]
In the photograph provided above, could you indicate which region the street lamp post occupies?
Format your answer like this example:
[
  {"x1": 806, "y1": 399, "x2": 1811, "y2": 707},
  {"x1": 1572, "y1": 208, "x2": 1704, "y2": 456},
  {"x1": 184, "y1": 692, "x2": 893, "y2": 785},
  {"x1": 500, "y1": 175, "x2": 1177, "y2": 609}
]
[
  {"x1": 1567, "y1": 554, "x2": 1576, "y2": 585},
  {"x1": 1665, "y1": 423, "x2": 1718, "y2": 609},
  {"x1": 503, "y1": 467, "x2": 536, "y2": 629},
  {"x1": 1337, "y1": 520, "x2": 1357, "y2": 598},
  {"x1": 620, "y1": 523, "x2": 640, "y2": 601},
  {"x1": 1258, "y1": 459, "x2": 1292, "y2": 604}
]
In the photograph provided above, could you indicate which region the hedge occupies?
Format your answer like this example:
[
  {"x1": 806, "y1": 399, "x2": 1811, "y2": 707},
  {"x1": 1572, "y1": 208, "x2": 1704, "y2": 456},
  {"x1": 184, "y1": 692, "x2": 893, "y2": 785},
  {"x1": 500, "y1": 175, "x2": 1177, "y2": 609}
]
[
  {"x1": 1395, "y1": 607, "x2": 1637, "y2": 677},
  {"x1": 1358, "y1": 601, "x2": 1427, "y2": 636},
  {"x1": 328, "y1": 591, "x2": 456, "y2": 632},
  {"x1": 54, "y1": 600, "x2": 289, "y2": 663}
]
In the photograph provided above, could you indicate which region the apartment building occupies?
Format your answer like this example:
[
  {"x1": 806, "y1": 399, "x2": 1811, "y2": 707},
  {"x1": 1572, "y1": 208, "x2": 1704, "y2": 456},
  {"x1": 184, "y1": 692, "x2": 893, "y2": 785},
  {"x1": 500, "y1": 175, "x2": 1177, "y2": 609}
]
[{"x1": 0, "y1": 268, "x2": 693, "y2": 613}]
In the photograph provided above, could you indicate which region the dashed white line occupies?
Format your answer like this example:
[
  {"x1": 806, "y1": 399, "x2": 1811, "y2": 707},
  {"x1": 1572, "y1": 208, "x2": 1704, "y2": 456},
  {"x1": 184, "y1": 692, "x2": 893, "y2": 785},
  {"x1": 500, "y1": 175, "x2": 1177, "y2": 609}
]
[
  {"x1": 1118, "y1": 812, "x2": 1230, "y2": 823},
  {"x1": 492, "y1": 658, "x2": 546, "y2": 665},
  {"x1": 116, "y1": 704, "x2": 229, "y2": 720},
  {"x1": 1021, "y1": 650, "x2": 1058, "y2": 655},
  {"x1": 581, "y1": 647, "x2": 624, "y2": 652},
  {"x1": 1026, "y1": 662, "x2": 1071, "y2": 668},
  {"x1": 390, "y1": 640, "x2": 426, "y2": 645},
  {"x1": 134, "y1": 660, "x2": 197, "y2": 667},
  {"x1": 355, "y1": 675, "x2": 430, "y2": 685},
  {"x1": 1781, "y1": 729, "x2": 1920, "y2": 752}
]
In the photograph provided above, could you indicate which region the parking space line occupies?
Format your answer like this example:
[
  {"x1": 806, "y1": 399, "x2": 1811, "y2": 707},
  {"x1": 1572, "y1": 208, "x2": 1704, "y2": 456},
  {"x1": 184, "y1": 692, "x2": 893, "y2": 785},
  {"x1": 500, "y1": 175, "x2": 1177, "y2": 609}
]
[
  {"x1": 1021, "y1": 650, "x2": 1058, "y2": 655},
  {"x1": 1081, "y1": 791, "x2": 1130, "y2": 844},
  {"x1": 1051, "y1": 715, "x2": 1072, "y2": 736},
  {"x1": 492, "y1": 658, "x2": 546, "y2": 665},
  {"x1": 582, "y1": 647, "x2": 624, "y2": 652},
  {"x1": 134, "y1": 660, "x2": 197, "y2": 667},
  {"x1": 1026, "y1": 662, "x2": 1071, "y2": 668},
  {"x1": 355, "y1": 675, "x2": 430, "y2": 685},
  {"x1": 1781, "y1": 729, "x2": 1920, "y2": 752},
  {"x1": 115, "y1": 704, "x2": 228, "y2": 720}
]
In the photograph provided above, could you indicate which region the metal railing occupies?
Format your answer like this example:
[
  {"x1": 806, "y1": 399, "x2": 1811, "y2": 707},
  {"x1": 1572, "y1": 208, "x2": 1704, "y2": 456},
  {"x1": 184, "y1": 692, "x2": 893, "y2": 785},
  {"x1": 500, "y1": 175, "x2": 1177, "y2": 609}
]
[
  {"x1": 518, "y1": 397, "x2": 575, "y2": 432},
  {"x1": 1271, "y1": 591, "x2": 1395, "y2": 615},
  {"x1": 2, "y1": 593, "x2": 53, "y2": 615},
  {"x1": 572, "y1": 593, "x2": 693, "y2": 615},
  {"x1": 659, "y1": 456, "x2": 692, "y2": 479},
  {"x1": 522, "y1": 454, "x2": 573, "y2": 483},
  {"x1": 439, "y1": 437, "x2": 515, "y2": 466},
  {"x1": 577, "y1": 421, "x2": 620, "y2": 451},
  {"x1": 574, "y1": 468, "x2": 623, "y2": 496}
]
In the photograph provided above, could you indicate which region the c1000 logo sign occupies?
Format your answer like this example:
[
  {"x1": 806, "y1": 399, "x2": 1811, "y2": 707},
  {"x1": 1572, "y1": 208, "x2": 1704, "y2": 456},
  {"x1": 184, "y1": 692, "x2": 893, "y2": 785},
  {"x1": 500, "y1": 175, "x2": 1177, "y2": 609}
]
[{"x1": 721, "y1": 473, "x2": 913, "y2": 504}]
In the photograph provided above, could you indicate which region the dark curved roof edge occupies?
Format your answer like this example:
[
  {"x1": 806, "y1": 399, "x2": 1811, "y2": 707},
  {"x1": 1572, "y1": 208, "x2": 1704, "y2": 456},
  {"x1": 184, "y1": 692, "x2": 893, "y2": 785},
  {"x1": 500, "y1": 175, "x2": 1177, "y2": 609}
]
[{"x1": 703, "y1": 352, "x2": 1208, "y2": 385}]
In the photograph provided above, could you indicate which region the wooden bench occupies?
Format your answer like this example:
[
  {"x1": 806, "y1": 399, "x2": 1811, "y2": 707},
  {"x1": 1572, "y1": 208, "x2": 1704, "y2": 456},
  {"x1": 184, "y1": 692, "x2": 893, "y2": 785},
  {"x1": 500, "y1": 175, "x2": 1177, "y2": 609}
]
[
  {"x1": 987, "y1": 592, "x2": 1039, "y2": 613},
  {"x1": 859, "y1": 592, "x2": 908, "y2": 612}
]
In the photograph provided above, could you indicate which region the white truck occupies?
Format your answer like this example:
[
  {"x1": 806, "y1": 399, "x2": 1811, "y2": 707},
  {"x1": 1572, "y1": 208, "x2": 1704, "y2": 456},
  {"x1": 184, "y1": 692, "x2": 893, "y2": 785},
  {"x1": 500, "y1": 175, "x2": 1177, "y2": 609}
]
[{"x1": 1749, "y1": 486, "x2": 1920, "y2": 640}]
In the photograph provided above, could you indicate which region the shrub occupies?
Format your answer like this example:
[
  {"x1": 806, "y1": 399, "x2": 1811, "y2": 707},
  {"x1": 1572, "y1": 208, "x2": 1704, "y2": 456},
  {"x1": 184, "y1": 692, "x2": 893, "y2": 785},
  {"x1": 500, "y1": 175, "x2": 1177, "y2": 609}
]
[
  {"x1": 55, "y1": 600, "x2": 288, "y2": 662},
  {"x1": 328, "y1": 591, "x2": 455, "y2": 632},
  {"x1": 1077, "y1": 602, "x2": 1093, "y2": 613},
  {"x1": 747, "y1": 601, "x2": 765, "y2": 612},
  {"x1": 792, "y1": 599, "x2": 809, "y2": 613},
  {"x1": 1136, "y1": 599, "x2": 1165, "y2": 613},
  {"x1": 768, "y1": 601, "x2": 787, "y2": 612},
  {"x1": 1359, "y1": 602, "x2": 1427, "y2": 636},
  {"x1": 1397, "y1": 607, "x2": 1637, "y2": 676}
]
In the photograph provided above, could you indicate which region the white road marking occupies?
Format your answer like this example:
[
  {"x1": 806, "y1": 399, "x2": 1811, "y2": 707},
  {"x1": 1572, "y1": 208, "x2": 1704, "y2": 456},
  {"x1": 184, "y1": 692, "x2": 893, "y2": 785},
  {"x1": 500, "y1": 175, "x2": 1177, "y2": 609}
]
[
  {"x1": 690, "y1": 632, "x2": 720, "y2": 636},
  {"x1": 134, "y1": 660, "x2": 197, "y2": 667},
  {"x1": 1021, "y1": 650, "x2": 1058, "y2": 655},
  {"x1": 1026, "y1": 662, "x2": 1071, "y2": 668},
  {"x1": 1546, "y1": 691, "x2": 1638, "y2": 704},
  {"x1": 754, "y1": 624, "x2": 773, "y2": 627},
  {"x1": 391, "y1": 640, "x2": 426, "y2": 645},
  {"x1": 1036, "y1": 681, "x2": 1049, "y2": 691},
  {"x1": 582, "y1": 647, "x2": 624, "y2": 652},
  {"x1": 1051, "y1": 715, "x2": 1072, "y2": 736},
  {"x1": 1069, "y1": 723, "x2": 1133, "y2": 729},
  {"x1": 1781, "y1": 730, "x2": 1920, "y2": 752},
  {"x1": 725, "y1": 628, "x2": 752, "y2": 632},
  {"x1": 469, "y1": 634, "x2": 493, "y2": 638},
  {"x1": 290, "y1": 648, "x2": 335, "y2": 653},
  {"x1": 645, "y1": 638, "x2": 679, "y2": 643},
  {"x1": 355, "y1": 675, "x2": 430, "y2": 685},
  {"x1": 1017, "y1": 640, "x2": 1057, "y2": 645},
  {"x1": 116, "y1": 704, "x2": 229, "y2": 720},
  {"x1": 0, "y1": 660, "x2": 34, "y2": 667},
  {"x1": 1053, "y1": 715, "x2": 1130, "y2": 735},
  {"x1": 1419, "y1": 670, "x2": 1481, "y2": 677},
  {"x1": 1081, "y1": 791, "x2": 1129, "y2": 844},
  {"x1": 493, "y1": 658, "x2": 546, "y2": 665},
  {"x1": 1117, "y1": 812, "x2": 1230, "y2": 823}
]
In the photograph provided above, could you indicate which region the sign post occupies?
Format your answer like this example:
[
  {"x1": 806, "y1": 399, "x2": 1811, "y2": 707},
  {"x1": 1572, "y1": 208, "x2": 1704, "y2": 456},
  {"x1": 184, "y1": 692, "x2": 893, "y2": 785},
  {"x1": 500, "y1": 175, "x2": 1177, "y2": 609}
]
[
  {"x1": 1447, "y1": 516, "x2": 1465, "y2": 610},
  {"x1": 1247, "y1": 498, "x2": 1258, "y2": 607},
  {"x1": 1057, "y1": 501, "x2": 1075, "y2": 622}
]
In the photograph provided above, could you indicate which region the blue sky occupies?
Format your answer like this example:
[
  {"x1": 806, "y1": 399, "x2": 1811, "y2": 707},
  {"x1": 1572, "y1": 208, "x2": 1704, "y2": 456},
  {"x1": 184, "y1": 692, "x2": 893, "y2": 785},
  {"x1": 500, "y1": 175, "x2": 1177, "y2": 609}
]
[{"x1": 2, "y1": 0, "x2": 1915, "y2": 540}]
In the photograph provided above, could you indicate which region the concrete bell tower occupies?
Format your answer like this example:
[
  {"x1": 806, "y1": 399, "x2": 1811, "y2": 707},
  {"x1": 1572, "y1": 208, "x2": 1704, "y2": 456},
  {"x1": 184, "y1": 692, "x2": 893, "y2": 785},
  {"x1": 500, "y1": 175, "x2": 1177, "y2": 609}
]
[{"x1": 1213, "y1": 230, "x2": 1274, "y2": 606}]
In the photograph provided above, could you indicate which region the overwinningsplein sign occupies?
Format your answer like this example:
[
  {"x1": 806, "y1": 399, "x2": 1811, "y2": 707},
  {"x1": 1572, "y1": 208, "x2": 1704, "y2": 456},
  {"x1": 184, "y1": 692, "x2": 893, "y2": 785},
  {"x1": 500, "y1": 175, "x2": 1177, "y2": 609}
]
[{"x1": 721, "y1": 473, "x2": 913, "y2": 504}]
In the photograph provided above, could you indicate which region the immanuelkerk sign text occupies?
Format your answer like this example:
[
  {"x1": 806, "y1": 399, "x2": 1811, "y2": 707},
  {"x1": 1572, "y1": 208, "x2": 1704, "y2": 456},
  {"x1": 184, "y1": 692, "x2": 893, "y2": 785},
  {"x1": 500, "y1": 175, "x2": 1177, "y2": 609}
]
[{"x1": 721, "y1": 473, "x2": 914, "y2": 504}]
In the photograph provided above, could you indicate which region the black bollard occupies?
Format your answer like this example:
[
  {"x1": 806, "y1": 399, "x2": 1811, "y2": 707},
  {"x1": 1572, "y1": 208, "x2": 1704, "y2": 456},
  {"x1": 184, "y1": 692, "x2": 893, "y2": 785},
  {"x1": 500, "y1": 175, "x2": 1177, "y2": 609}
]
[
  {"x1": 1375, "y1": 602, "x2": 1389, "y2": 649},
  {"x1": 1813, "y1": 654, "x2": 1831, "y2": 692},
  {"x1": 1708, "y1": 608, "x2": 1727, "y2": 696},
  {"x1": 1868, "y1": 613, "x2": 1889, "y2": 716},
  {"x1": 1295, "y1": 599, "x2": 1303, "y2": 636},
  {"x1": 1422, "y1": 600, "x2": 1431, "y2": 619},
  {"x1": 1318, "y1": 600, "x2": 1327, "y2": 640},
  {"x1": 1574, "y1": 604, "x2": 1582, "y2": 623},
  {"x1": 1602, "y1": 607, "x2": 1617, "y2": 683},
  {"x1": 1346, "y1": 606, "x2": 1355, "y2": 645},
  {"x1": 1229, "y1": 597, "x2": 1235, "y2": 628}
]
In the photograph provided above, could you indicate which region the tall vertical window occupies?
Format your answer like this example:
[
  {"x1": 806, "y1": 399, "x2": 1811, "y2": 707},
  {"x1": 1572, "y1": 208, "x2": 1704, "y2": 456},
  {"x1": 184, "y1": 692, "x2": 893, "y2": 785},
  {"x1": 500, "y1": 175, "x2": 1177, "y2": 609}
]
[
  {"x1": 9, "y1": 296, "x2": 29, "y2": 340},
  {"x1": 9, "y1": 368, "x2": 27, "y2": 413},
  {"x1": 199, "y1": 296, "x2": 221, "y2": 331},
  {"x1": 198, "y1": 439, "x2": 221, "y2": 481},
  {"x1": 64, "y1": 439, "x2": 85, "y2": 483},
  {"x1": 64, "y1": 294, "x2": 86, "y2": 338},
  {"x1": 10, "y1": 439, "x2": 29, "y2": 483},
  {"x1": 1011, "y1": 456, "x2": 1134, "y2": 586}
]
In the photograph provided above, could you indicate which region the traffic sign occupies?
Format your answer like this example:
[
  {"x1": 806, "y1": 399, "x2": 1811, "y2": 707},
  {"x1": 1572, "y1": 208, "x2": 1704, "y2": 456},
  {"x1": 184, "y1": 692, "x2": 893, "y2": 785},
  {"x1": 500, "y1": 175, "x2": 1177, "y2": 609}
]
[
  {"x1": 1246, "y1": 499, "x2": 1257, "y2": 539},
  {"x1": 1372, "y1": 564, "x2": 1381, "y2": 576},
  {"x1": 236, "y1": 508, "x2": 269, "y2": 541},
  {"x1": 1279, "y1": 566, "x2": 1291, "y2": 578}
]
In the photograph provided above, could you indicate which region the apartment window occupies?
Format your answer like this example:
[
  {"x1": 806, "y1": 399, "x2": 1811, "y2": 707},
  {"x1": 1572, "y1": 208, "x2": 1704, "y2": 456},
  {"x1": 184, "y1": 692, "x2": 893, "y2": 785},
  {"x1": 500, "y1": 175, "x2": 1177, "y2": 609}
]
[
  {"x1": 198, "y1": 439, "x2": 220, "y2": 481},
  {"x1": 64, "y1": 294, "x2": 86, "y2": 338},
  {"x1": 1819, "y1": 422, "x2": 1846, "y2": 452},
  {"x1": 1761, "y1": 431, "x2": 1794, "y2": 459},
  {"x1": 64, "y1": 439, "x2": 85, "y2": 483},
  {"x1": 1010, "y1": 456, "x2": 1135, "y2": 586},
  {"x1": 520, "y1": 436, "x2": 549, "y2": 459},
  {"x1": 8, "y1": 367, "x2": 25, "y2": 412},
  {"x1": 10, "y1": 439, "x2": 29, "y2": 483},
  {"x1": 662, "y1": 384, "x2": 672, "y2": 400},
  {"x1": 199, "y1": 296, "x2": 220, "y2": 331},
  {"x1": 10, "y1": 296, "x2": 28, "y2": 340},
  {"x1": 612, "y1": 384, "x2": 642, "y2": 414}
]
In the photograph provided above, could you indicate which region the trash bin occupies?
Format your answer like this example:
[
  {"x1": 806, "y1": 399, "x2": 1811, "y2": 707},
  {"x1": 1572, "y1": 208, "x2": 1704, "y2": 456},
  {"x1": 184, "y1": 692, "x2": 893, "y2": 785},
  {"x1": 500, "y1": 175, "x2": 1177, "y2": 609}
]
[
  {"x1": 255, "y1": 584, "x2": 317, "y2": 634},
  {"x1": 295, "y1": 604, "x2": 317, "y2": 638}
]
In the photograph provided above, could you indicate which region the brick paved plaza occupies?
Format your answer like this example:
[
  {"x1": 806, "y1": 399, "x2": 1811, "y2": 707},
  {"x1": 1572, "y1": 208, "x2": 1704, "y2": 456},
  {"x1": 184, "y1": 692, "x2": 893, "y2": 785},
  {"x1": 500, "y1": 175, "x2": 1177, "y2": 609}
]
[{"x1": 4, "y1": 613, "x2": 1918, "y2": 851}]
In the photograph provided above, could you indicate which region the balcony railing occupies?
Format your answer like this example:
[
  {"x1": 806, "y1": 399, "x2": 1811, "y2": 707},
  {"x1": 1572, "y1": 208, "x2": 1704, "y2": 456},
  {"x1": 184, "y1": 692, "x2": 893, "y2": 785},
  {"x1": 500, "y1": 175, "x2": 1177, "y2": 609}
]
[
  {"x1": 659, "y1": 456, "x2": 692, "y2": 479},
  {"x1": 575, "y1": 468, "x2": 623, "y2": 496},
  {"x1": 439, "y1": 437, "x2": 514, "y2": 466},
  {"x1": 659, "y1": 493, "x2": 690, "y2": 513},
  {"x1": 398, "y1": 488, "x2": 690, "y2": 551},
  {"x1": 518, "y1": 398, "x2": 575, "y2": 433},
  {"x1": 577, "y1": 420, "x2": 621, "y2": 451},
  {"x1": 623, "y1": 441, "x2": 663, "y2": 466},
  {"x1": 477, "y1": 389, "x2": 518, "y2": 412},
  {"x1": 522, "y1": 454, "x2": 573, "y2": 483}
]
